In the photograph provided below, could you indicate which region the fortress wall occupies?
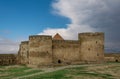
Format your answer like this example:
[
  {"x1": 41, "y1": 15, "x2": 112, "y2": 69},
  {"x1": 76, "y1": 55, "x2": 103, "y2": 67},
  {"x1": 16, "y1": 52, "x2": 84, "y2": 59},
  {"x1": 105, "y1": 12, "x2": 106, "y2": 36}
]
[
  {"x1": 104, "y1": 53, "x2": 120, "y2": 62},
  {"x1": 79, "y1": 32, "x2": 104, "y2": 63},
  {"x1": 0, "y1": 54, "x2": 16, "y2": 65},
  {"x1": 18, "y1": 41, "x2": 29, "y2": 64},
  {"x1": 52, "y1": 40, "x2": 80, "y2": 64},
  {"x1": 28, "y1": 35, "x2": 52, "y2": 66},
  {"x1": 104, "y1": 57, "x2": 115, "y2": 62}
]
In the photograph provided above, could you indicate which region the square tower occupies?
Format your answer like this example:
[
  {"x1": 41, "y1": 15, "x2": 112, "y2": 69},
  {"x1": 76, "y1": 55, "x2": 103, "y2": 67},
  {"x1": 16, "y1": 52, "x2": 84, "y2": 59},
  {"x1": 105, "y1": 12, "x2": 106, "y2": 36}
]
[
  {"x1": 28, "y1": 35, "x2": 52, "y2": 67},
  {"x1": 79, "y1": 32, "x2": 104, "y2": 63}
]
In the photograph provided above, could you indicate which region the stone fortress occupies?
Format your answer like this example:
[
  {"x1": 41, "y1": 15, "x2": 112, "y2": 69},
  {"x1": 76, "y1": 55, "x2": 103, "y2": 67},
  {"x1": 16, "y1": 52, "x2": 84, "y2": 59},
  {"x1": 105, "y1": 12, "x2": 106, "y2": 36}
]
[
  {"x1": 18, "y1": 32, "x2": 104, "y2": 67},
  {"x1": 0, "y1": 32, "x2": 120, "y2": 66},
  {"x1": 17, "y1": 32, "x2": 120, "y2": 67}
]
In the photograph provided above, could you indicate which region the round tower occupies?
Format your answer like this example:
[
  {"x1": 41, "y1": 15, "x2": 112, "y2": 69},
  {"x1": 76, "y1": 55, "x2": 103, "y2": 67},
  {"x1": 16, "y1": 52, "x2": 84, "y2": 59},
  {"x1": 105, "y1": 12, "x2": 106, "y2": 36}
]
[
  {"x1": 18, "y1": 41, "x2": 29, "y2": 64},
  {"x1": 79, "y1": 32, "x2": 104, "y2": 63},
  {"x1": 28, "y1": 35, "x2": 52, "y2": 67}
]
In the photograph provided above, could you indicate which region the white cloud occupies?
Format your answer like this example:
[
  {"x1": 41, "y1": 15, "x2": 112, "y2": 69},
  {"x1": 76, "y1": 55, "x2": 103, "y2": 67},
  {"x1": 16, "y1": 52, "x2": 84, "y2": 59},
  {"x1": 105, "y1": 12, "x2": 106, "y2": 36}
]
[
  {"x1": 39, "y1": 0, "x2": 96, "y2": 40},
  {"x1": 39, "y1": 0, "x2": 120, "y2": 51},
  {"x1": 0, "y1": 37, "x2": 19, "y2": 54},
  {"x1": 39, "y1": 24, "x2": 94, "y2": 40}
]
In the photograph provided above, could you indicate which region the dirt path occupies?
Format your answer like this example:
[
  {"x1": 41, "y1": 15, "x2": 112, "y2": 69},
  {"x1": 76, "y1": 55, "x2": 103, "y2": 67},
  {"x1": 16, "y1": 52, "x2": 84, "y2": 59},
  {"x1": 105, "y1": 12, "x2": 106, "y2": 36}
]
[{"x1": 13, "y1": 64, "x2": 92, "y2": 79}]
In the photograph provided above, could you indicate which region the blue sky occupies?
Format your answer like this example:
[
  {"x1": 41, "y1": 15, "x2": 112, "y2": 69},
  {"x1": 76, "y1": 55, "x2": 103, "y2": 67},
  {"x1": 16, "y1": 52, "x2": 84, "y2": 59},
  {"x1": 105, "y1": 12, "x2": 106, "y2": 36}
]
[
  {"x1": 0, "y1": 0, "x2": 120, "y2": 53},
  {"x1": 0, "y1": 0, "x2": 69, "y2": 41}
]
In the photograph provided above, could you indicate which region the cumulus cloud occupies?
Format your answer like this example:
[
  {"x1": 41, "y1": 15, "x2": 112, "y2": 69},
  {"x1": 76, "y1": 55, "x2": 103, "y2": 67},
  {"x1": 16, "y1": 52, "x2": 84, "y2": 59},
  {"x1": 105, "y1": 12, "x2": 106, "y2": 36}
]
[
  {"x1": 0, "y1": 37, "x2": 19, "y2": 54},
  {"x1": 39, "y1": 0, "x2": 96, "y2": 39},
  {"x1": 39, "y1": 0, "x2": 120, "y2": 52},
  {"x1": 39, "y1": 23, "x2": 94, "y2": 40}
]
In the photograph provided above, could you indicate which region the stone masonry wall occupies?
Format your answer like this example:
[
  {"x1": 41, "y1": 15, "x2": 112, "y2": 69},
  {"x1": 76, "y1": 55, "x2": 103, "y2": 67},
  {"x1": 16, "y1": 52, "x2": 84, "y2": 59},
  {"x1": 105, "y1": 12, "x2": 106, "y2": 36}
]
[
  {"x1": 18, "y1": 41, "x2": 28, "y2": 64},
  {"x1": 0, "y1": 54, "x2": 17, "y2": 65},
  {"x1": 17, "y1": 32, "x2": 106, "y2": 67},
  {"x1": 52, "y1": 40, "x2": 80, "y2": 64},
  {"x1": 104, "y1": 53, "x2": 120, "y2": 62},
  {"x1": 28, "y1": 35, "x2": 52, "y2": 67},
  {"x1": 79, "y1": 32, "x2": 104, "y2": 63}
]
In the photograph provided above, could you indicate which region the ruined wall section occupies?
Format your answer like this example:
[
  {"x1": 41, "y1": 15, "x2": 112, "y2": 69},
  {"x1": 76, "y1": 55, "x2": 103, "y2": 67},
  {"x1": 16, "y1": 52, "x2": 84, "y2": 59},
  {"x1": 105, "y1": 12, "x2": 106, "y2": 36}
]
[
  {"x1": 28, "y1": 35, "x2": 52, "y2": 67},
  {"x1": 79, "y1": 32, "x2": 104, "y2": 63},
  {"x1": 104, "y1": 53, "x2": 120, "y2": 62},
  {"x1": 0, "y1": 54, "x2": 17, "y2": 65},
  {"x1": 52, "y1": 40, "x2": 80, "y2": 64},
  {"x1": 18, "y1": 41, "x2": 29, "y2": 64}
]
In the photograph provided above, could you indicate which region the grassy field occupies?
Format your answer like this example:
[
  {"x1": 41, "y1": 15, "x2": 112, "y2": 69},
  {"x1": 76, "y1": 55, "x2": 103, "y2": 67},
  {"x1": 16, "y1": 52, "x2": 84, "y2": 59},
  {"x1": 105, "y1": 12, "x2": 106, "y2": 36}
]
[
  {"x1": 0, "y1": 63, "x2": 120, "y2": 79},
  {"x1": 0, "y1": 65, "x2": 42, "y2": 79}
]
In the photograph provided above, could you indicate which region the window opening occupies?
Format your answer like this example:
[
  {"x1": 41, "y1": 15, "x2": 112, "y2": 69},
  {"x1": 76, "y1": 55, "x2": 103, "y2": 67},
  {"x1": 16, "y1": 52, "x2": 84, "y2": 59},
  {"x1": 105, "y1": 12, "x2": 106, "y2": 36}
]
[
  {"x1": 116, "y1": 60, "x2": 118, "y2": 62},
  {"x1": 58, "y1": 60, "x2": 61, "y2": 63}
]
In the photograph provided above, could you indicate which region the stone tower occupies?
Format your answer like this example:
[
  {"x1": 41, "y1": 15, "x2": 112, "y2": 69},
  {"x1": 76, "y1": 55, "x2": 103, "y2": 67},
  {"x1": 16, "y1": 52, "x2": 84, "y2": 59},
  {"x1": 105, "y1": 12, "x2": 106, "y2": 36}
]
[
  {"x1": 28, "y1": 35, "x2": 53, "y2": 67},
  {"x1": 18, "y1": 41, "x2": 28, "y2": 64},
  {"x1": 79, "y1": 32, "x2": 104, "y2": 63}
]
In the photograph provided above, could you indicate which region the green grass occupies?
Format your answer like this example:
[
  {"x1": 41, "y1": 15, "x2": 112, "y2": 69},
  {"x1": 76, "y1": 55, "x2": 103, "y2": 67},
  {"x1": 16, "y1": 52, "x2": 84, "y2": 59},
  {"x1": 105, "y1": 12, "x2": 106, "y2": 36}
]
[
  {"x1": 6, "y1": 67, "x2": 30, "y2": 72},
  {"x1": 1, "y1": 70, "x2": 41, "y2": 79},
  {"x1": 0, "y1": 66, "x2": 5, "y2": 68},
  {"x1": 74, "y1": 71, "x2": 113, "y2": 79},
  {"x1": 0, "y1": 65, "x2": 42, "y2": 79},
  {"x1": 22, "y1": 63, "x2": 120, "y2": 79},
  {"x1": 65, "y1": 66, "x2": 113, "y2": 79},
  {"x1": 0, "y1": 63, "x2": 120, "y2": 79},
  {"x1": 22, "y1": 69, "x2": 71, "y2": 79}
]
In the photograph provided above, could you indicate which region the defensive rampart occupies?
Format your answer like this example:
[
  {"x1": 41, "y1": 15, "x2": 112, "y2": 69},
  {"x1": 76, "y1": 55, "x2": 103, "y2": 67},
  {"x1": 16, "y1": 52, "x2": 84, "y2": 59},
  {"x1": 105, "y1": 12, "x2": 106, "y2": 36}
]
[
  {"x1": 104, "y1": 53, "x2": 120, "y2": 62},
  {"x1": 28, "y1": 35, "x2": 53, "y2": 67},
  {"x1": 18, "y1": 41, "x2": 28, "y2": 64},
  {"x1": 52, "y1": 40, "x2": 80, "y2": 64},
  {"x1": 79, "y1": 32, "x2": 104, "y2": 63},
  {"x1": 0, "y1": 54, "x2": 17, "y2": 65},
  {"x1": 17, "y1": 32, "x2": 106, "y2": 67}
]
